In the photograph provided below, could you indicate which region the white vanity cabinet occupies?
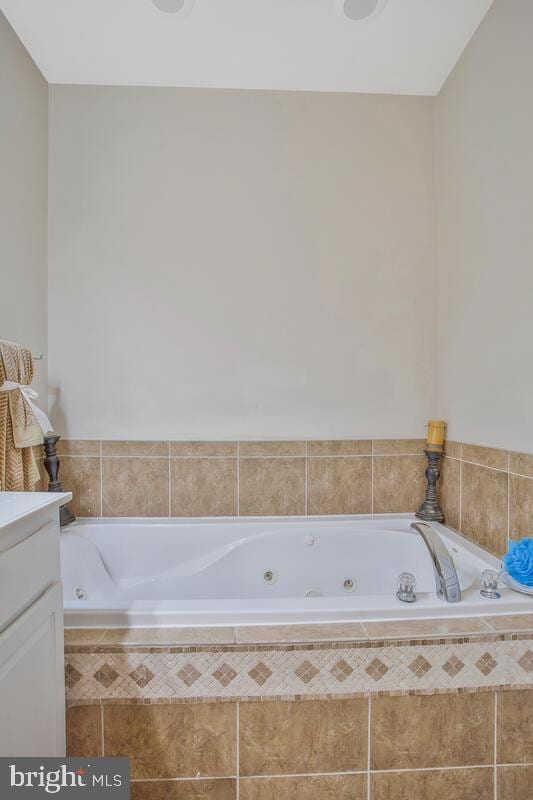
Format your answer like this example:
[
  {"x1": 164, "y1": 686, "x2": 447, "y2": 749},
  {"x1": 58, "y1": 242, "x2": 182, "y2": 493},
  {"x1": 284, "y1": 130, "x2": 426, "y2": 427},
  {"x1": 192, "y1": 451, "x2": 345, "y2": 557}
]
[{"x1": 0, "y1": 492, "x2": 71, "y2": 757}]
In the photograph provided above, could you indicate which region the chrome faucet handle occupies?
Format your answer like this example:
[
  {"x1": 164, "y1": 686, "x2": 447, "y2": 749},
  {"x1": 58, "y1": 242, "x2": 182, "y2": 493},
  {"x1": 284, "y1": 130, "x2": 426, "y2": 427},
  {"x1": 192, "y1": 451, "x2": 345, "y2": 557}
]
[
  {"x1": 397, "y1": 572, "x2": 417, "y2": 603},
  {"x1": 480, "y1": 569, "x2": 501, "y2": 599}
]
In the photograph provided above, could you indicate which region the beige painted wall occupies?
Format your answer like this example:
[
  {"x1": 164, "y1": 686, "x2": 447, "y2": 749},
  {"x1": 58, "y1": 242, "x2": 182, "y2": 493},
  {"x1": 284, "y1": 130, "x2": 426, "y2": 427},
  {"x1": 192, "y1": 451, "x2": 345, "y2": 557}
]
[
  {"x1": 0, "y1": 12, "x2": 48, "y2": 403},
  {"x1": 435, "y1": 0, "x2": 533, "y2": 452},
  {"x1": 48, "y1": 87, "x2": 435, "y2": 440}
]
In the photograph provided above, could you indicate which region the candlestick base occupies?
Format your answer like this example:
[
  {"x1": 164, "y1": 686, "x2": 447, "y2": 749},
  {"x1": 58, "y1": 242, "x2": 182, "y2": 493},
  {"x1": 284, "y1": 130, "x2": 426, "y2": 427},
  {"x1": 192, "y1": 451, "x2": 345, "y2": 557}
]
[
  {"x1": 415, "y1": 448, "x2": 445, "y2": 524},
  {"x1": 43, "y1": 434, "x2": 76, "y2": 527}
]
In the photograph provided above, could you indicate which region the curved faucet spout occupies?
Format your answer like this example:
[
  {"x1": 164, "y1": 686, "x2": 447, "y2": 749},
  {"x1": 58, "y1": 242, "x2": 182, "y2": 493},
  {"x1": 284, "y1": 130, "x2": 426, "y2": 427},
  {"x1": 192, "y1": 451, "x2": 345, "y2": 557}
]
[{"x1": 411, "y1": 522, "x2": 461, "y2": 603}]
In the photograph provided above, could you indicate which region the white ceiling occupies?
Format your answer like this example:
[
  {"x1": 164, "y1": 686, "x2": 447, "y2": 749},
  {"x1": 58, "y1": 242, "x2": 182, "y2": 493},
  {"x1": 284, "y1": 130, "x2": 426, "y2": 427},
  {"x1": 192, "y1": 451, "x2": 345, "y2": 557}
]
[{"x1": 1, "y1": 0, "x2": 494, "y2": 95}]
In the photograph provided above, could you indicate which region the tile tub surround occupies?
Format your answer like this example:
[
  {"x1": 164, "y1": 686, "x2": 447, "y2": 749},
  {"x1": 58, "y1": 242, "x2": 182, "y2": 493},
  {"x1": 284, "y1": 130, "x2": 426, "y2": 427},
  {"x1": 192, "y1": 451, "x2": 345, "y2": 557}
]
[
  {"x1": 65, "y1": 620, "x2": 533, "y2": 798},
  {"x1": 63, "y1": 615, "x2": 533, "y2": 704},
  {"x1": 65, "y1": 690, "x2": 533, "y2": 800},
  {"x1": 51, "y1": 438, "x2": 533, "y2": 553},
  {"x1": 440, "y1": 442, "x2": 533, "y2": 557},
  {"x1": 53, "y1": 438, "x2": 427, "y2": 518}
]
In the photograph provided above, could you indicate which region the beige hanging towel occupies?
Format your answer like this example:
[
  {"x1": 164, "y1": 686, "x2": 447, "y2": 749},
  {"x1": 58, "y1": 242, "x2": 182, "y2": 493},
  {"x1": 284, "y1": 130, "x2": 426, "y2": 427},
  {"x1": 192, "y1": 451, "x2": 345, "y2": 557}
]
[{"x1": 0, "y1": 340, "x2": 45, "y2": 491}]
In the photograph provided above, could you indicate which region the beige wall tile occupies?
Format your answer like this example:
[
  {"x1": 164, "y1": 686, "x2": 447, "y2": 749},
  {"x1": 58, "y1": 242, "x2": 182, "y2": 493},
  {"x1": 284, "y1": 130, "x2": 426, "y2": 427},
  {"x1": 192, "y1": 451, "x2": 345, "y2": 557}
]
[
  {"x1": 440, "y1": 455, "x2": 461, "y2": 530},
  {"x1": 104, "y1": 703, "x2": 237, "y2": 779},
  {"x1": 238, "y1": 441, "x2": 305, "y2": 457},
  {"x1": 131, "y1": 780, "x2": 237, "y2": 800},
  {"x1": 497, "y1": 690, "x2": 533, "y2": 764},
  {"x1": 240, "y1": 775, "x2": 366, "y2": 800},
  {"x1": 461, "y1": 462, "x2": 508, "y2": 555},
  {"x1": 239, "y1": 458, "x2": 305, "y2": 516},
  {"x1": 372, "y1": 455, "x2": 426, "y2": 513},
  {"x1": 102, "y1": 441, "x2": 168, "y2": 457},
  {"x1": 371, "y1": 693, "x2": 493, "y2": 770},
  {"x1": 235, "y1": 623, "x2": 366, "y2": 644},
  {"x1": 170, "y1": 442, "x2": 238, "y2": 457},
  {"x1": 373, "y1": 439, "x2": 425, "y2": 455},
  {"x1": 58, "y1": 439, "x2": 101, "y2": 456},
  {"x1": 462, "y1": 443, "x2": 509, "y2": 471},
  {"x1": 239, "y1": 699, "x2": 368, "y2": 776},
  {"x1": 510, "y1": 451, "x2": 533, "y2": 479},
  {"x1": 101, "y1": 627, "x2": 235, "y2": 645},
  {"x1": 66, "y1": 705, "x2": 102, "y2": 757},
  {"x1": 307, "y1": 457, "x2": 371, "y2": 515},
  {"x1": 59, "y1": 455, "x2": 101, "y2": 517},
  {"x1": 102, "y1": 457, "x2": 169, "y2": 517},
  {"x1": 171, "y1": 458, "x2": 237, "y2": 517},
  {"x1": 372, "y1": 768, "x2": 493, "y2": 800},
  {"x1": 509, "y1": 475, "x2": 533, "y2": 540},
  {"x1": 307, "y1": 440, "x2": 372, "y2": 456},
  {"x1": 363, "y1": 617, "x2": 490, "y2": 639},
  {"x1": 498, "y1": 766, "x2": 533, "y2": 800},
  {"x1": 444, "y1": 440, "x2": 462, "y2": 459}
]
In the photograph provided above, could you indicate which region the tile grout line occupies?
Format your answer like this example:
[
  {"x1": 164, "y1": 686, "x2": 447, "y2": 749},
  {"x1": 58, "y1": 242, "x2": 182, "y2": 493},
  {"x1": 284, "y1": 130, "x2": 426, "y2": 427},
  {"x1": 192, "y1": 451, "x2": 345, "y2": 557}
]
[
  {"x1": 100, "y1": 705, "x2": 105, "y2": 757},
  {"x1": 371, "y1": 441, "x2": 374, "y2": 515},
  {"x1": 99, "y1": 440, "x2": 103, "y2": 517},
  {"x1": 237, "y1": 442, "x2": 240, "y2": 517},
  {"x1": 74, "y1": 452, "x2": 405, "y2": 459},
  {"x1": 459, "y1": 457, "x2": 463, "y2": 535},
  {"x1": 67, "y1": 453, "x2": 423, "y2": 458},
  {"x1": 236, "y1": 702, "x2": 240, "y2": 800},
  {"x1": 508, "y1": 470, "x2": 533, "y2": 480},
  {"x1": 507, "y1": 452, "x2": 511, "y2": 545},
  {"x1": 131, "y1": 771, "x2": 368, "y2": 784},
  {"x1": 370, "y1": 765, "x2": 501, "y2": 775},
  {"x1": 168, "y1": 440, "x2": 171, "y2": 517},
  {"x1": 367, "y1": 695, "x2": 372, "y2": 800},
  {"x1": 494, "y1": 691, "x2": 498, "y2": 800},
  {"x1": 98, "y1": 454, "x2": 177, "y2": 459},
  {"x1": 60, "y1": 452, "x2": 435, "y2": 459},
  {"x1": 507, "y1": 473, "x2": 510, "y2": 546},
  {"x1": 127, "y1": 763, "x2": 533, "y2": 782},
  {"x1": 461, "y1": 459, "x2": 510, "y2": 475},
  {"x1": 304, "y1": 441, "x2": 308, "y2": 516},
  {"x1": 130, "y1": 776, "x2": 240, "y2": 784}
]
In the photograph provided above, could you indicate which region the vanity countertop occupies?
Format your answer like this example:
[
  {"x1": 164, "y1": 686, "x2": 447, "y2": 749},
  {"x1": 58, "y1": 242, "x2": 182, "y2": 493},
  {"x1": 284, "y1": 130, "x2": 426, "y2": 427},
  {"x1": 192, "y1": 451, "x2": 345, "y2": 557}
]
[
  {"x1": 0, "y1": 491, "x2": 72, "y2": 530},
  {"x1": 0, "y1": 492, "x2": 72, "y2": 551}
]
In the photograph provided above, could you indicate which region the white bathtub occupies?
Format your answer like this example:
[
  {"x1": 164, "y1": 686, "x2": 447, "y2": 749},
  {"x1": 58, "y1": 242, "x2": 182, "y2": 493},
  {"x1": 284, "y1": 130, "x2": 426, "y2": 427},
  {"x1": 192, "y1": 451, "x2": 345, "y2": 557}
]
[{"x1": 60, "y1": 514, "x2": 533, "y2": 627}]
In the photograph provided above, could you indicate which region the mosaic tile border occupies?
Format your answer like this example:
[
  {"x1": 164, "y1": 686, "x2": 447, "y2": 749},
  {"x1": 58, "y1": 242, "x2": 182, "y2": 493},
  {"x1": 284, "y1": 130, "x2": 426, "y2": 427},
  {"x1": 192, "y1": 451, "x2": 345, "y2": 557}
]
[{"x1": 65, "y1": 637, "x2": 533, "y2": 702}]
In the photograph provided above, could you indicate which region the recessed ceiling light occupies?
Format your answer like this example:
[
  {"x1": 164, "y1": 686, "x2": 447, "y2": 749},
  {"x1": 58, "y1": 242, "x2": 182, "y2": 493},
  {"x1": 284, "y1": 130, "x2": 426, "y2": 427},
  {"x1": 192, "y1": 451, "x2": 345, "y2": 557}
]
[
  {"x1": 152, "y1": 0, "x2": 194, "y2": 16},
  {"x1": 336, "y1": 0, "x2": 388, "y2": 23}
]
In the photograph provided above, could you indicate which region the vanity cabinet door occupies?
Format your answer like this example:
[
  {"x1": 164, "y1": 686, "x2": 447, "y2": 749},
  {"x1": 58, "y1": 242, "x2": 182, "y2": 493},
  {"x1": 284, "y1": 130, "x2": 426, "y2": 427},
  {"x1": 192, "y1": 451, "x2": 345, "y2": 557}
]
[
  {"x1": 0, "y1": 583, "x2": 65, "y2": 757},
  {"x1": 0, "y1": 520, "x2": 60, "y2": 633}
]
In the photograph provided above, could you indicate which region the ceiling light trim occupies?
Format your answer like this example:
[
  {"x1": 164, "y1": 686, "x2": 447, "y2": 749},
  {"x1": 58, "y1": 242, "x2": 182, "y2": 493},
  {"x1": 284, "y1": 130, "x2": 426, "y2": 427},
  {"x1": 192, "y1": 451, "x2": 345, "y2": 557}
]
[
  {"x1": 335, "y1": 0, "x2": 389, "y2": 25},
  {"x1": 151, "y1": 0, "x2": 195, "y2": 17}
]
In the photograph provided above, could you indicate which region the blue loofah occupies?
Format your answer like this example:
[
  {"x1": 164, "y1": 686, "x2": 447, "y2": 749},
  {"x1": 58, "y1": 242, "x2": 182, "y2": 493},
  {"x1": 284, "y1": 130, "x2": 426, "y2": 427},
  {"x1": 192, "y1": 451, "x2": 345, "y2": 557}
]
[{"x1": 503, "y1": 538, "x2": 533, "y2": 587}]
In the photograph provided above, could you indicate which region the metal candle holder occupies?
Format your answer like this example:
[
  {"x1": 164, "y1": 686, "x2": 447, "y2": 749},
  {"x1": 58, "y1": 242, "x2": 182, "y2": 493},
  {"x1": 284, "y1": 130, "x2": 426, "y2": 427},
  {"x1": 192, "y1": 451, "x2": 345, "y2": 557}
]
[
  {"x1": 415, "y1": 447, "x2": 445, "y2": 523},
  {"x1": 43, "y1": 434, "x2": 76, "y2": 527}
]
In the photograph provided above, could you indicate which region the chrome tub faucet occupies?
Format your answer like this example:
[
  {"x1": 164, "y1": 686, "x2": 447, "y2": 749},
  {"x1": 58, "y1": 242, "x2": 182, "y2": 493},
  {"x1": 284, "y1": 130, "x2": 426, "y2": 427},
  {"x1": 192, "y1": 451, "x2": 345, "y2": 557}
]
[{"x1": 411, "y1": 522, "x2": 462, "y2": 603}]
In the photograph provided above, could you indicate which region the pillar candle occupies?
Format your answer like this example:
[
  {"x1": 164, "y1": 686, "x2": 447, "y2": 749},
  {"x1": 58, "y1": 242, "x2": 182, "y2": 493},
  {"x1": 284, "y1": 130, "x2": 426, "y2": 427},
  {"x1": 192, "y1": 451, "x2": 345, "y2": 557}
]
[{"x1": 427, "y1": 419, "x2": 446, "y2": 448}]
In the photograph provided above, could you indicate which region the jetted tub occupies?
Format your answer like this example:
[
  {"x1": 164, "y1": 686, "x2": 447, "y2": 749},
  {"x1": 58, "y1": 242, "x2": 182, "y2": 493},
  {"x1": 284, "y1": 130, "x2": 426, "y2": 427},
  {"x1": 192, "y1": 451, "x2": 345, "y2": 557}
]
[{"x1": 60, "y1": 514, "x2": 533, "y2": 628}]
